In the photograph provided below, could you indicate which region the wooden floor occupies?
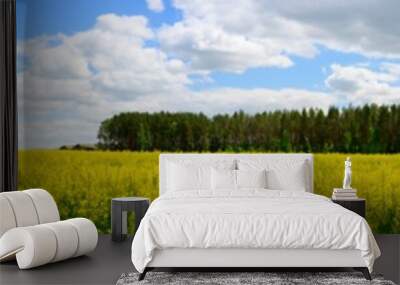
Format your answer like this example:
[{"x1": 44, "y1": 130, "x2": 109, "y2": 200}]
[{"x1": 0, "y1": 234, "x2": 399, "y2": 285}]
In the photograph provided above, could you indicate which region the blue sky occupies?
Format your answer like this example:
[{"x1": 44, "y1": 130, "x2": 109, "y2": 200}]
[
  {"x1": 17, "y1": 0, "x2": 181, "y2": 39},
  {"x1": 16, "y1": 0, "x2": 400, "y2": 148},
  {"x1": 16, "y1": 0, "x2": 389, "y2": 93},
  {"x1": 191, "y1": 48, "x2": 370, "y2": 92}
]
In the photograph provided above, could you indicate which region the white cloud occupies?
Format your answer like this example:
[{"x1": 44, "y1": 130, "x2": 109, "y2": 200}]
[
  {"x1": 18, "y1": 14, "x2": 188, "y2": 148},
  {"x1": 146, "y1": 0, "x2": 164, "y2": 13},
  {"x1": 22, "y1": 14, "x2": 188, "y2": 100},
  {"x1": 325, "y1": 63, "x2": 400, "y2": 105},
  {"x1": 270, "y1": 0, "x2": 400, "y2": 59},
  {"x1": 94, "y1": 14, "x2": 154, "y2": 39},
  {"x1": 182, "y1": 88, "x2": 335, "y2": 114},
  {"x1": 156, "y1": 0, "x2": 400, "y2": 74},
  {"x1": 108, "y1": 87, "x2": 335, "y2": 115},
  {"x1": 158, "y1": 18, "x2": 294, "y2": 74},
  {"x1": 380, "y1": 62, "x2": 400, "y2": 77}
]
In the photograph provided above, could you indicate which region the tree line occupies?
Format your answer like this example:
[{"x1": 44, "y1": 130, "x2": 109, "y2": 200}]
[{"x1": 97, "y1": 104, "x2": 400, "y2": 153}]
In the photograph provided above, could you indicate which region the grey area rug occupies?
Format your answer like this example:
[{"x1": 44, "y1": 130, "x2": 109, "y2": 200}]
[{"x1": 116, "y1": 272, "x2": 396, "y2": 285}]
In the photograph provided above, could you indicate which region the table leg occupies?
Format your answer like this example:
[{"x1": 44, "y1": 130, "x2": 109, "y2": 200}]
[{"x1": 111, "y1": 202, "x2": 123, "y2": 242}]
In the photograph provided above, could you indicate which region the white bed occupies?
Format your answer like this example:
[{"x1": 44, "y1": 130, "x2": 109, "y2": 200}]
[{"x1": 131, "y1": 154, "x2": 380, "y2": 280}]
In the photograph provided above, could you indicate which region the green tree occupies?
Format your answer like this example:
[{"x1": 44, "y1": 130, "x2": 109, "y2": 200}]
[{"x1": 97, "y1": 104, "x2": 400, "y2": 153}]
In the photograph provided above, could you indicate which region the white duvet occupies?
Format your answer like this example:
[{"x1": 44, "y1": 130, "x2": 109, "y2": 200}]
[{"x1": 131, "y1": 190, "x2": 380, "y2": 273}]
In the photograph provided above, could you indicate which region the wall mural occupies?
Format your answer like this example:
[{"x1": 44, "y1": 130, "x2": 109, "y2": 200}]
[{"x1": 17, "y1": 0, "x2": 400, "y2": 233}]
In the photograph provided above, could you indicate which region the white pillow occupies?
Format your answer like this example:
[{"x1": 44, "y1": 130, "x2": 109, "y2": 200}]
[
  {"x1": 236, "y1": 169, "x2": 267, "y2": 189},
  {"x1": 266, "y1": 166, "x2": 306, "y2": 191},
  {"x1": 212, "y1": 168, "x2": 236, "y2": 191},
  {"x1": 238, "y1": 159, "x2": 308, "y2": 191},
  {"x1": 167, "y1": 162, "x2": 212, "y2": 191}
]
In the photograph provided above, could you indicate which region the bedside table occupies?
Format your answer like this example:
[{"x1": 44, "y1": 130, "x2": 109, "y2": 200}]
[
  {"x1": 111, "y1": 197, "x2": 150, "y2": 242},
  {"x1": 332, "y1": 198, "x2": 366, "y2": 218}
]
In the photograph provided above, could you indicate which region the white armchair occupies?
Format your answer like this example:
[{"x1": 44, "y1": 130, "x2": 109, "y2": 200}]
[{"x1": 0, "y1": 189, "x2": 98, "y2": 269}]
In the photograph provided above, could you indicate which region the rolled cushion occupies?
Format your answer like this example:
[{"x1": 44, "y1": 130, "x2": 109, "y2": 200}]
[
  {"x1": 0, "y1": 191, "x2": 39, "y2": 227},
  {"x1": 0, "y1": 226, "x2": 57, "y2": 269},
  {"x1": 0, "y1": 196, "x2": 17, "y2": 237},
  {"x1": 0, "y1": 218, "x2": 97, "y2": 269},
  {"x1": 66, "y1": 218, "x2": 98, "y2": 257},
  {"x1": 0, "y1": 189, "x2": 59, "y2": 239},
  {"x1": 24, "y1": 189, "x2": 60, "y2": 224},
  {"x1": 42, "y1": 221, "x2": 79, "y2": 262}
]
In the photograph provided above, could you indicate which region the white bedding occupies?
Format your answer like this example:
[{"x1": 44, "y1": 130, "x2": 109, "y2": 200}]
[{"x1": 131, "y1": 190, "x2": 380, "y2": 273}]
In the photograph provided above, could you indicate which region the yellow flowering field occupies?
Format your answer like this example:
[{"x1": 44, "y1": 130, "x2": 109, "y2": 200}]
[{"x1": 18, "y1": 150, "x2": 400, "y2": 233}]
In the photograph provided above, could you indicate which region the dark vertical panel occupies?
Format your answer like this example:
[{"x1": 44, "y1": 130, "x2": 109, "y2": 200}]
[{"x1": 0, "y1": 0, "x2": 17, "y2": 192}]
